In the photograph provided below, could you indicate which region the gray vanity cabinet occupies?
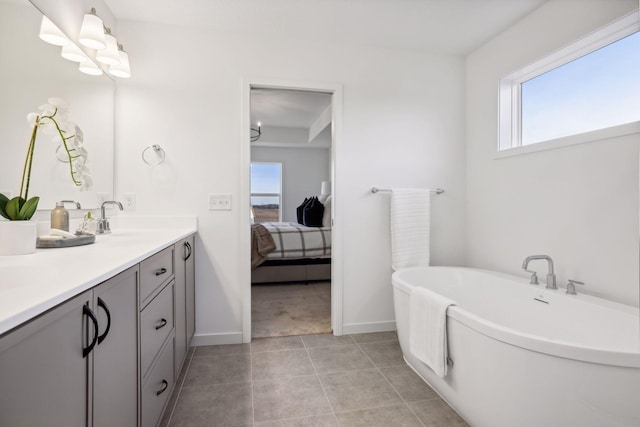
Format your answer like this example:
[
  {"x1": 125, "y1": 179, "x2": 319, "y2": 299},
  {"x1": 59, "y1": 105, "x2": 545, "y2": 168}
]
[
  {"x1": 92, "y1": 266, "x2": 139, "y2": 427},
  {"x1": 174, "y1": 235, "x2": 195, "y2": 375},
  {"x1": 0, "y1": 266, "x2": 139, "y2": 427},
  {"x1": 0, "y1": 290, "x2": 91, "y2": 427}
]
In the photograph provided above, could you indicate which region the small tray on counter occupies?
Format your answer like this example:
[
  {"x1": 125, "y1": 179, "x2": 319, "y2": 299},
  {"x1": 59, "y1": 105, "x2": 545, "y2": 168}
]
[{"x1": 36, "y1": 234, "x2": 96, "y2": 249}]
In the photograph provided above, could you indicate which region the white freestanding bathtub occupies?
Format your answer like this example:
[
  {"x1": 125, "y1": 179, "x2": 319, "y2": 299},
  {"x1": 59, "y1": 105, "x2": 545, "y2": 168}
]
[{"x1": 392, "y1": 266, "x2": 640, "y2": 427}]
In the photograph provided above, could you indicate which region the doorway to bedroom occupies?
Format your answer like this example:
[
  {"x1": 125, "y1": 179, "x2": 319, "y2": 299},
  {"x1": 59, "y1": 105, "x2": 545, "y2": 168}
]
[{"x1": 249, "y1": 88, "x2": 333, "y2": 339}]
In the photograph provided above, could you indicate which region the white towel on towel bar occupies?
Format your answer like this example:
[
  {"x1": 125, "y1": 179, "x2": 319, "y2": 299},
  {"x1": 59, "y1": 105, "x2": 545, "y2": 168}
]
[
  {"x1": 409, "y1": 286, "x2": 456, "y2": 378},
  {"x1": 391, "y1": 188, "x2": 430, "y2": 270}
]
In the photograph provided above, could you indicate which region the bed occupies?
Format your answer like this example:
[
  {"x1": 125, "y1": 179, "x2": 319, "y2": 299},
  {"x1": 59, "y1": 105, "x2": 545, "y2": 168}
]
[{"x1": 251, "y1": 222, "x2": 331, "y2": 284}]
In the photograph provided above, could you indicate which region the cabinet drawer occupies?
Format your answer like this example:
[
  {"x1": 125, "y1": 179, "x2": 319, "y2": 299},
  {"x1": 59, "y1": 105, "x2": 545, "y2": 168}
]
[
  {"x1": 142, "y1": 338, "x2": 175, "y2": 427},
  {"x1": 141, "y1": 282, "x2": 174, "y2": 377},
  {"x1": 140, "y1": 246, "x2": 174, "y2": 304}
]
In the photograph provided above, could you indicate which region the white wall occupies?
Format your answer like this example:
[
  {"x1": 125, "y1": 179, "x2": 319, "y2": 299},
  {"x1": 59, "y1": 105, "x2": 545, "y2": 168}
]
[
  {"x1": 251, "y1": 146, "x2": 330, "y2": 223},
  {"x1": 466, "y1": 0, "x2": 639, "y2": 306},
  {"x1": 114, "y1": 22, "x2": 467, "y2": 341}
]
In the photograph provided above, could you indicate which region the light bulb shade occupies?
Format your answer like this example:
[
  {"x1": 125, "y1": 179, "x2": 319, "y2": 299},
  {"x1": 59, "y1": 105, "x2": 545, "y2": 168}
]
[
  {"x1": 61, "y1": 43, "x2": 88, "y2": 62},
  {"x1": 320, "y1": 181, "x2": 331, "y2": 195},
  {"x1": 78, "y1": 12, "x2": 106, "y2": 49},
  {"x1": 79, "y1": 59, "x2": 103, "y2": 76},
  {"x1": 109, "y1": 49, "x2": 131, "y2": 78},
  {"x1": 39, "y1": 16, "x2": 69, "y2": 46},
  {"x1": 96, "y1": 33, "x2": 120, "y2": 65}
]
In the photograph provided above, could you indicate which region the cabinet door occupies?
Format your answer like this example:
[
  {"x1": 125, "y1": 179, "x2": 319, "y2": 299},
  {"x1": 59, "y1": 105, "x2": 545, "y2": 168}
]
[
  {"x1": 92, "y1": 266, "x2": 139, "y2": 427},
  {"x1": 0, "y1": 291, "x2": 92, "y2": 427},
  {"x1": 185, "y1": 235, "x2": 195, "y2": 341},
  {"x1": 173, "y1": 238, "x2": 187, "y2": 375}
]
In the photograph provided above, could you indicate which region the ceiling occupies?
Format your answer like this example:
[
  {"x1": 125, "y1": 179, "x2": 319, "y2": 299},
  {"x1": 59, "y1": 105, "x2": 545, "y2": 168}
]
[
  {"x1": 251, "y1": 89, "x2": 331, "y2": 129},
  {"x1": 104, "y1": 0, "x2": 547, "y2": 56}
]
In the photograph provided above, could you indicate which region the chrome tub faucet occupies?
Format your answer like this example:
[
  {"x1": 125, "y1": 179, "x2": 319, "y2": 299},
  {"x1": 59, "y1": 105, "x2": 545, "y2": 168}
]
[{"x1": 522, "y1": 255, "x2": 556, "y2": 289}]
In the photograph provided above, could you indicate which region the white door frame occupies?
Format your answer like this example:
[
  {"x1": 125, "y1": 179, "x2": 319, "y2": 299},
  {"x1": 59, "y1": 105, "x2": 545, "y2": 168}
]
[{"x1": 240, "y1": 76, "x2": 344, "y2": 343}]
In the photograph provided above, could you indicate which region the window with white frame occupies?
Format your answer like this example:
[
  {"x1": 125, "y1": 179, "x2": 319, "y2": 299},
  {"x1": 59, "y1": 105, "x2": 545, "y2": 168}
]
[
  {"x1": 499, "y1": 12, "x2": 640, "y2": 152},
  {"x1": 250, "y1": 162, "x2": 282, "y2": 223}
]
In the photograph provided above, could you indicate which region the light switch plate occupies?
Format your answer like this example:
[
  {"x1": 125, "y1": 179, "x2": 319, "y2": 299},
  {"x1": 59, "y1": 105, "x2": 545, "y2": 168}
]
[{"x1": 208, "y1": 194, "x2": 232, "y2": 210}]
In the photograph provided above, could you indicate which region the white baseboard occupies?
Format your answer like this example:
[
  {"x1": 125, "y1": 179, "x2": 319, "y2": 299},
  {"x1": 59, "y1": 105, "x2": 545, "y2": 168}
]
[
  {"x1": 190, "y1": 332, "x2": 243, "y2": 346},
  {"x1": 342, "y1": 320, "x2": 396, "y2": 335}
]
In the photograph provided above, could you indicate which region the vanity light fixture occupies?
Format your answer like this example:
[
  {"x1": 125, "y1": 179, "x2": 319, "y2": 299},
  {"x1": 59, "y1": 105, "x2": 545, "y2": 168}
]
[
  {"x1": 108, "y1": 44, "x2": 131, "y2": 78},
  {"x1": 251, "y1": 122, "x2": 262, "y2": 142},
  {"x1": 96, "y1": 28, "x2": 120, "y2": 66},
  {"x1": 39, "y1": 16, "x2": 69, "y2": 46},
  {"x1": 61, "y1": 43, "x2": 88, "y2": 62},
  {"x1": 78, "y1": 8, "x2": 106, "y2": 50},
  {"x1": 79, "y1": 58, "x2": 103, "y2": 76}
]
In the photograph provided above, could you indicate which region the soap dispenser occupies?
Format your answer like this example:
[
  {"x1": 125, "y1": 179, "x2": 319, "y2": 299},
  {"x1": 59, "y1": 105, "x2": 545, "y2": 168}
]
[{"x1": 51, "y1": 202, "x2": 69, "y2": 231}]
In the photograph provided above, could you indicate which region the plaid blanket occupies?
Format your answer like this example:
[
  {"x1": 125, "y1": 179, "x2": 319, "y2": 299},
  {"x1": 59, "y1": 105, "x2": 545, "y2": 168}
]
[{"x1": 262, "y1": 222, "x2": 331, "y2": 259}]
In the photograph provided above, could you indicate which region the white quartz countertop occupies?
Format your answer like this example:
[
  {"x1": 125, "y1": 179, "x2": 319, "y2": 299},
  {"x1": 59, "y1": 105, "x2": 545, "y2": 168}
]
[{"x1": 0, "y1": 225, "x2": 196, "y2": 336}]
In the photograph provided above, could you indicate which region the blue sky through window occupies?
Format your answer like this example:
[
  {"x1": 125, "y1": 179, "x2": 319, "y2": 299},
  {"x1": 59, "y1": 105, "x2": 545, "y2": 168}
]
[
  {"x1": 521, "y1": 31, "x2": 640, "y2": 145},
  {"x1": 250, "y1": 163, "x2": 281, "y2": 205}
]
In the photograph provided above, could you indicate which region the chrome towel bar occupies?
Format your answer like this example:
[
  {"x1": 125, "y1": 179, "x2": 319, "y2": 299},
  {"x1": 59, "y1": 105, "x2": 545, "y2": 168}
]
[{"x1": 371, "y1": 187, "x2": 444, "y2": 194}]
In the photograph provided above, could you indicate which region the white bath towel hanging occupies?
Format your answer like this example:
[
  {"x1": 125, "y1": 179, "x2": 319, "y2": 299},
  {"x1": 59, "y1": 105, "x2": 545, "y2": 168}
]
[
  {"x1": 391, "y1": 188, "x2": 430, "y2": 270},
  {"x1": 409, "y1": 286, "x2": 456, "y2": 378}
]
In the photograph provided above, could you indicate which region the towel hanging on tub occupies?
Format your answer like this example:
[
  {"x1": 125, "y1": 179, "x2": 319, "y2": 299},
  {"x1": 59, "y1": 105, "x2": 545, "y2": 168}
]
[{"x1": 391, "y1": 188, "x2": 431, "y2": 270}]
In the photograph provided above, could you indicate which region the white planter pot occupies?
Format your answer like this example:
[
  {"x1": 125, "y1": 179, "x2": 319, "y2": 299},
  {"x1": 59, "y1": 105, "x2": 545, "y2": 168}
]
[{"x1": 0, "y1": 221, "x2": 37, "y2": 255}]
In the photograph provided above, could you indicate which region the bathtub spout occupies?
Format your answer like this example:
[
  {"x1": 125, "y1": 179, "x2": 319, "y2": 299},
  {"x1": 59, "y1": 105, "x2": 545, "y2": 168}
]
[{"x1": 522, "y1": 255, "x2": 556, "y2": 289}]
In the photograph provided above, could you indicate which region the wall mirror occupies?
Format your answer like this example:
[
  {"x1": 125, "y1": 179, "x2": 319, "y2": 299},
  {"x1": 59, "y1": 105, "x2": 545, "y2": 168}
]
[{"x1": 0, "y1": 0, "x2": 114, "y2": 211}]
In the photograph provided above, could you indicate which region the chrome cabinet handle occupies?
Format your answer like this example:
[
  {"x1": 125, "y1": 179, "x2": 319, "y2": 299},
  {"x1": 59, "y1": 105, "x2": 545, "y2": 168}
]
[
  {"x1": 155, "y1": 267, "x2": 167, "y2": 276},
  {"x1": 155, "y1": 318, "x2": 168, "y2": 330}
]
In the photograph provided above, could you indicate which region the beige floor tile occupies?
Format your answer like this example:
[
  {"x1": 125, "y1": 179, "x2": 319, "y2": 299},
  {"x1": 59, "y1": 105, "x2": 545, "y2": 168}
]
[
  {"x1": 253, "y1": 375, "x2": 332, "y2": 422},
  {"x1": 335, "y1": 404, "x2": 422, "y2": 427},
  {"x1": 301, "y1": 334, "x2": 355, "y2": 348},
  {"x1": 307, "y1": 344, "x2": 374, "y2": 373},
  {"x1": 350, "y1": 331, "x2": 398, "y2": 343},
  {"x1": 359, "y1": 340, "x2": 405, "y2": 367},
  {"x1": 251, "y1": 349, "x2": 315, "y2": 381},
  {"x1": 254, "y1": 414, "x2": 338, "y2": 426},
  {"x1": 251, "y1": 336, "x2": 304, "y2": 353},
  {"x1": 409, "y1": 399, "x2": 469, "y2": 426},
  {"x1": 194, "y1": 343, "x2": 250, "y2": 357},
  {"x1": 318, "y1": 369, "x2": 403, "y2": 412},
  {"x1": 169, "y1": 382, "x2": 253, "y2": 427},
  {"x1": 183, "y1": 353, "x2": 251, "y2": 387},
  {"x1": 379, "y1": 365, "x2": 438, "y2": 402}
]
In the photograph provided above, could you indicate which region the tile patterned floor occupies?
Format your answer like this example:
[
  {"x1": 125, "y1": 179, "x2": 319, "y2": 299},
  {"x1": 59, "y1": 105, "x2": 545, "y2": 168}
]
[{"x1": 160, "y1": 332, "x2": 469, "y2": 427}]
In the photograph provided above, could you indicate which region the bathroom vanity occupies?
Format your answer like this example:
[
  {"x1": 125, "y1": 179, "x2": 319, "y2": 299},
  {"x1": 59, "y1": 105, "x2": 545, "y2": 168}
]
[{"x1": 0, "y1": 226, "x2": 196, "y2": 427}]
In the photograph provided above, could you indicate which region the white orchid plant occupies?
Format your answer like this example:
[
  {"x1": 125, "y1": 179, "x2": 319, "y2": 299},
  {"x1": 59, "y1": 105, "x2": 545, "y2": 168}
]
[{"x1": 0, "y1": 98, "x2": 92, "y2": 221}]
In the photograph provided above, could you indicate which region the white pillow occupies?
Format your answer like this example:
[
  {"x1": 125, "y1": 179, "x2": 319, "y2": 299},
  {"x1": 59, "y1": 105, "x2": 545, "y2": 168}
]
[
  {"x1": 322, "y1": 195, "x2": 331, "y2": 227},
  {"x1": 318, "y1": 193, "x2": 330, "y2": 205}
]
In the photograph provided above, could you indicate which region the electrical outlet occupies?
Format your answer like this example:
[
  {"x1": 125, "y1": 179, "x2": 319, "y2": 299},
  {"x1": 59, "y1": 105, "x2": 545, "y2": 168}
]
[
  {"x1": 123, "y1": 193, "x2": 136, "y2": 211},
  {"x1": 208, "y1": 194, "x2": 232, "y2": 210},
  {"x1": 96, "y1": 192, "x2": 109, "y2": 206}
]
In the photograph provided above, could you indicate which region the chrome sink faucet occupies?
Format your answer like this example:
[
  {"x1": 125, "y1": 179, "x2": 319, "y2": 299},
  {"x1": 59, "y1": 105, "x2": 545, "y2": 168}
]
[
  {"x1": 97, "y1": 201, "x2": 123, "y2": 234},
  {"x1": 522, "y1": 255, "x2": 557, "y2": 289}
]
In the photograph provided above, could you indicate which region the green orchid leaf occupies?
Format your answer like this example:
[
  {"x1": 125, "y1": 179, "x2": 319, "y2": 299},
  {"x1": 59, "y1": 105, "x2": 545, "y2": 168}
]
[
  {"x1": 5, "y1": 197, "x2": 25, "y2": 220},
  {"x1": 17, "y1": 196, "x2": 39, "y2": 220},
  {"x1": 0, "y1": 193, "x2": 9, "y2": 220}
]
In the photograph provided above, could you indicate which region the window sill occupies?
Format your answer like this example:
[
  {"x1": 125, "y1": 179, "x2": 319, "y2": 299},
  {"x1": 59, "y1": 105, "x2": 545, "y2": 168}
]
[{"x1": 495, "y1": 121, "x2": 640, "y2": 159}]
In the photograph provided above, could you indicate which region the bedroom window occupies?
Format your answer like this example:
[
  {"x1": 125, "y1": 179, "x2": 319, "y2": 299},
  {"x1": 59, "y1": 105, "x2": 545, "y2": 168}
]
[
  {"x1": 499, "y1": 12, "x2": 640, "y2": 153},
  {"x1": 250, "y1": 162, "x2": 282, "y2": 223}
]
